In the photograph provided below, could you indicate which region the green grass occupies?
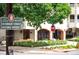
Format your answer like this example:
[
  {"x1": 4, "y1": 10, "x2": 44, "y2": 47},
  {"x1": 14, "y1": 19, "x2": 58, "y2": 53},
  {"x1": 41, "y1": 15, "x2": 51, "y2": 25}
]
[
  {"x1": 50, "y1": 45, "x2": 76, "y2": 49},
  {"x1": 68, "y1": 36, "x2": 79, "y2": 42},
  {"x1": 14, "y1": 39, "x2": 67, "y2": 47}
]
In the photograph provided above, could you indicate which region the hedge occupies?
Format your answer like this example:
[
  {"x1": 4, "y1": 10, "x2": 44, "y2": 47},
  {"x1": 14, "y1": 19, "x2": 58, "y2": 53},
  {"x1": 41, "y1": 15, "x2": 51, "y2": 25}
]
[{"x1": 14, "y1": 40, "x2": 67, "y2": 47}]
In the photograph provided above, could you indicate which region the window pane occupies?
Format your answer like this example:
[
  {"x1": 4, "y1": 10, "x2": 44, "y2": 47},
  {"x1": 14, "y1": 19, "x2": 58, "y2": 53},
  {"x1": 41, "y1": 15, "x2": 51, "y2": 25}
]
[
  {"x1": 70, "y1": 15, "x2": 74, "y2": 22},
  {"x1": 77, "y1": 3, "x2": 79, "y2": 7},
  {"x1": 77, "y1": 15, "x2": 79, "y2": 19},
  {"x1": 70, "y1": 3, "x2": 74, "y2": 7},
  {"x1": 70, "y1": 15, "x2": 74, "y2": 19}
]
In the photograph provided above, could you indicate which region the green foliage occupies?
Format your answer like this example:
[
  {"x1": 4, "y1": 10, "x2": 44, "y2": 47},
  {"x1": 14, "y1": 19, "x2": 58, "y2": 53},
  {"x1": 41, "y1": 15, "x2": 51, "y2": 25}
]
[
  {"x1": 14, "y1": 40, "x2": 67, "y2": 47},
  {"x1": 14, "y1": 41, "x2": 49, "y2": 47},
  {"x1": 0, "y1": 4, "x2": 6, "y2": 17},
  {"x1": 39, "y1": 40, "x2": 67, "y2": 45},
  {"x1": 75, "y1": 37, "x2": 79, "y2": 42},
  {"x1": 50, "y1": 45, "x2": 76, "y2": 49},
  {"x1": 13, "y1": 3, "x2": 71, "y2": 29},
  {"x1": 13, "y1": 3, "x2": 53, "y2": 29},
  {"x1": 59, "y1": 45, "x2": 76, "y2": 49},
  {"x1": 68, "y1": 36, "x2": 79, "y2": 42},
  {"x1": 0, "y1": 3, "x2": 71, "y2": 29},
  {"x1": 47, "y1": 3, "x2": 71, "y2": 24}
]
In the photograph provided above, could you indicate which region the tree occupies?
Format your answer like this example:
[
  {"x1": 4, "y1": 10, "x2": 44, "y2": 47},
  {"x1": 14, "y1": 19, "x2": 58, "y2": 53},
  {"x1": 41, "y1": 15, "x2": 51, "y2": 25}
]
[
  {"x1": 47, "y1": 3, "x2": 71, "y2": 24},
  {"x1": 13, "y1": 3, "x2": 71, "y2": 29},
  {"x1": 0, "y1": 4, "x2": 6, "y2": 17},
  {"x1": 0, "y1": 3, "x2": 71, "y2": 55},
  {"x1": 13, "y1": 3, "x2": 53, "y2": 29},
  {"x1": 0, "y1": 3, "x2": 71, "y2": 29}
]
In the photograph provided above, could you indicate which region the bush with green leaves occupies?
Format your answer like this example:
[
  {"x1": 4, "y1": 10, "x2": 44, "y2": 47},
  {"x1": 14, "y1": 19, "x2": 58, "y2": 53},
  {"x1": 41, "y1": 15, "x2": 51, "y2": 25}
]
[
  {"x1": 50, "y1": 45, "x2": 76, "y2": 49},
  {"x1": 38, "y1": 40, "x2": 67, "y2": 45},
  {"x1": 60, "y1": 45, "x2": 76, "y2": 49},
  {"x1": 14, "y1": 40, "x2": 67, "y2": 47},
  {"x1": 14, "y1": 41, "x2": 49, "y2": 47},
  {"x1": 75, "y1": 36, "x2": 79, "y2": 42},
  {"x1": 67, "y1": 36, "x2": 79, "y2": 42}
]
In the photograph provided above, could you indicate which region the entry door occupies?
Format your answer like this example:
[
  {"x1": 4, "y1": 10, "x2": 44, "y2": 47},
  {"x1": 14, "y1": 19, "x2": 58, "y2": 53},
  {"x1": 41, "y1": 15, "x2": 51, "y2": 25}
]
[
  {"x1": 38, "y1": 29, "x2": 49, "y2": 40},
  {"x1": 23, "y1": 29, "x2": 30, "y2": 39}
]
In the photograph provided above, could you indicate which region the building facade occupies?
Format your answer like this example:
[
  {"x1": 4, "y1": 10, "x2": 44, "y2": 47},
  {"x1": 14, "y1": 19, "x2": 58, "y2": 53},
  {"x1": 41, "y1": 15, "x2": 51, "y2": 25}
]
[{"x1": 0, "y1": 3, "x2": 79, "y2": 41}]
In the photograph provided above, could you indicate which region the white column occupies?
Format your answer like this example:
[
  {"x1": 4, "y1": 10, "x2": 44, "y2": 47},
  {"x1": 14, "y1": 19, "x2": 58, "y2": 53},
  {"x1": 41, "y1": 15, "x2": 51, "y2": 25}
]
[
  {"x1": 34, "y1": 30, "x2": 37, "y2": 42},
  {"x1": 63, "y1": 30, "x2": 66, "y2": 40},
  {"x1": 50, "y1": 31, "x2": 53, "y2": 40}
]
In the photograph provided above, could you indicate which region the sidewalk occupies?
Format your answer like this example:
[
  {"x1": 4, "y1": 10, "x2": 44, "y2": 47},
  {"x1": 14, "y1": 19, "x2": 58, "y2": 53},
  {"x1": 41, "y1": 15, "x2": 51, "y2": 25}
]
[{"x1": 0, "y1": 41, "x2": 79, "y2": 55}]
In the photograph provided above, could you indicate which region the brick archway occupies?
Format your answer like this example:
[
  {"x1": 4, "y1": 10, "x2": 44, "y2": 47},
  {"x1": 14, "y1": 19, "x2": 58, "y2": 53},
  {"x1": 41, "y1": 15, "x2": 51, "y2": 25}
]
[
  {"x1": 53, "y1": 29, "x2": 63, "y2": 40},
  {"x1": 38, "y1": 29, "x2": 50, "y2": 40}
]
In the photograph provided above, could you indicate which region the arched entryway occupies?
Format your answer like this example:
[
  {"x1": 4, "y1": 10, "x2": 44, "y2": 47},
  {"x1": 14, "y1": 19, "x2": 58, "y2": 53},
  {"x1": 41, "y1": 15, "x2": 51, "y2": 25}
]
[
  {"x1": 53, "y1": 29, "x2": 63, "y2": 40},
  {"x1": 23, "y1": 29, "x2": 30, "y2": 39},
  {"x1": 38, "y1": 29, "x2": 50, "y2": 40},
  {"x1": 66, "y1": 28, "x2": 77, "y2": 39}
]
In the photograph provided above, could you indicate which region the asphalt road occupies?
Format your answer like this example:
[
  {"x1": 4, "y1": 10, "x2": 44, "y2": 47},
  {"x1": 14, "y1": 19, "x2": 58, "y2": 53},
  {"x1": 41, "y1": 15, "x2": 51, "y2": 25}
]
[{"x1": 0, "y1": 46, "x2": 79, "y2": 55}]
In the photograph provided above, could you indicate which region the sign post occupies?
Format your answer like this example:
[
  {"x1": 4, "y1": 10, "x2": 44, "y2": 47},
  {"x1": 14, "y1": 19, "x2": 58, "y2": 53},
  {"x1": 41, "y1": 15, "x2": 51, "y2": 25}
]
[
  {"x1": 0, "y1": 17, "x2": 23, "y2": 30},
  {"x1": 51, "y1": 24, "x2": 55, "y2": 32},
  {"x1": 0, "y1": 16, "x2": 23, "y2": 55}
]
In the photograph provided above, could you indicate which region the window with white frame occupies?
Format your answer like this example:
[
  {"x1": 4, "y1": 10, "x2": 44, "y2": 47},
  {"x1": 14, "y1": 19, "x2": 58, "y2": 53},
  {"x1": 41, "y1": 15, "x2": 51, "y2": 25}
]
[
  {"x1": 70, "y1": 3, "x2": 75, "y2": 7},
  {"x1": 77, "y1": 15, "x2": 79, "y2": 21},
  {"x1": 77, "y1": 3, "x2": 79, "y2": 7},
  {"x1": 70, "y1": 14, "x2": 75, "y2": 22}
]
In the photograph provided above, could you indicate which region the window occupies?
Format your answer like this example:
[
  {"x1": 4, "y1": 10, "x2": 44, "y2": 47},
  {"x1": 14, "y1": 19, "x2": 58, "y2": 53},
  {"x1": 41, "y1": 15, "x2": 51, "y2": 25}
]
[
  {"x1": 70, "y1": 15, "x2": 75, "y2": 22},
  {"x1": 77, "y1": 3, "x2": 79, "y2": 7},
  {"x1": 70, "y1": 15, "x2": 74, "y2": 19},
  {"x1": 70, "y1": 3, "x2": 74, "y2": 7},
  {"x1": 77, "y1": 15, "x2": 79, "y2": 19}
]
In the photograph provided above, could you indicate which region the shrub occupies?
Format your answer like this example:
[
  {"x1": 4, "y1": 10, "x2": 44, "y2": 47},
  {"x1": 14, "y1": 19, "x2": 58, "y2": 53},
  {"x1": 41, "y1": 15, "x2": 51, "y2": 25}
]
[
  {"x1": 14, "y1": 41, "x2": 49, "y2": 47},
  {"x1": 60, "y1": 45, "x2": 76, "y2": 49},
  {"x1": 14, "y1": 40, "x2": 67, "y2": 47},
  {"x1": 50, "y1": 45, "x2": 76, "y2": 49},
  {"x1": 76, "y1": 42, "x2": 79, "y2": 48},
  {"x1": 47, "y1": 40, "x2": 67, "y2": 45},
  {"x1": 69, "y1": 36, "x2": 79, "y2": 42}
]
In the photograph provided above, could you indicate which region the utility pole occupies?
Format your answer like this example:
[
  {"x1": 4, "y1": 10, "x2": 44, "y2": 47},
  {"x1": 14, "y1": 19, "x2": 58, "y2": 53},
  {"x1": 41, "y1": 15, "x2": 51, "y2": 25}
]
[{"x1": 6, "y1": 3, "x2": 14, "y2": 55}]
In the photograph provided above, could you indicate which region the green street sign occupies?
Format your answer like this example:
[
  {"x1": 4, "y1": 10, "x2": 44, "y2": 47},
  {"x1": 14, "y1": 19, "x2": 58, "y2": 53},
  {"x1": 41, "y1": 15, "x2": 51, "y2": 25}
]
[{"x1": 0, "y1": 17, "x2": 23, "y2": 30}]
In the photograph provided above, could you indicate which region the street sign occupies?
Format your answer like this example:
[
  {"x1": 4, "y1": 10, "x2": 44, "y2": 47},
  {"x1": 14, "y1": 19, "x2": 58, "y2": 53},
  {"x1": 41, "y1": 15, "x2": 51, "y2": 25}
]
[
  {"x1": 0, "y1": 17, "x2": 23, "y2": 30},
  {"x1": 51, "y1": 25, "x2": 55, "y2": 32},
  {"x1": 8, "y1": 14, "x2": 15, "y2": 22}
]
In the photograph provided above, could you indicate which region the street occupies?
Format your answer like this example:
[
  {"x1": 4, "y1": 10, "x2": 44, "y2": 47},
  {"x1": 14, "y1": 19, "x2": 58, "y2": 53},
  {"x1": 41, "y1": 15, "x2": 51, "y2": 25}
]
[{"x1": 0, "y1": 46, "x2": 79, "y2": 55}]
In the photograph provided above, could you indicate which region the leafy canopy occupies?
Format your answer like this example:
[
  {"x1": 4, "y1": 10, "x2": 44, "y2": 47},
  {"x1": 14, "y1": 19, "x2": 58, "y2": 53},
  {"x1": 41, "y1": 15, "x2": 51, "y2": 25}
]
[
  {"x1": 13, "y1": 3, "x2": 53, "y2": 29},
  {"x1": 0, "y1": 3, "x2": 71, "y2": 29},
  {"x1": 47, "y1": 3, "x2": 71, "y2": 24}
]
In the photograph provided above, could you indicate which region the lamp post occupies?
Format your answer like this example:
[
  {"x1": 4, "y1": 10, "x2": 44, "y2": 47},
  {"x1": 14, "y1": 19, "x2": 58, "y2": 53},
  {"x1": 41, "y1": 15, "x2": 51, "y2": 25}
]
[{"x1": 51, "y1": 24, "x2": 55, "y2": 32}]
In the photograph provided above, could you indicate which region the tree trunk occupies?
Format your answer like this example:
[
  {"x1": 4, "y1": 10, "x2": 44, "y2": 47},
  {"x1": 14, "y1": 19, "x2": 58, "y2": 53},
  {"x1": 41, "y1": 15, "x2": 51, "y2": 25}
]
[{"x1": 6, "y1": 3, "x2": 14, "y2": 55}]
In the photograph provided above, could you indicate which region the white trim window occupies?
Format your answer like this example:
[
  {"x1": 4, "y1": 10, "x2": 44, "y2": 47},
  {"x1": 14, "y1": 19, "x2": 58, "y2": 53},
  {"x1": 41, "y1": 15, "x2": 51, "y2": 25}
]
[
  {"x1": 70, "y1": 3, "x2": 75, "y2": 7},
  {"x1": 77, "y1": 3, "x2": 79, "y2": 7},
  {"x1": 70, "y1": 14, "x2": 75, "y2": 22},
  {"x1": 77, "y1": 15, "x2": 79, "y2": 22}
]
